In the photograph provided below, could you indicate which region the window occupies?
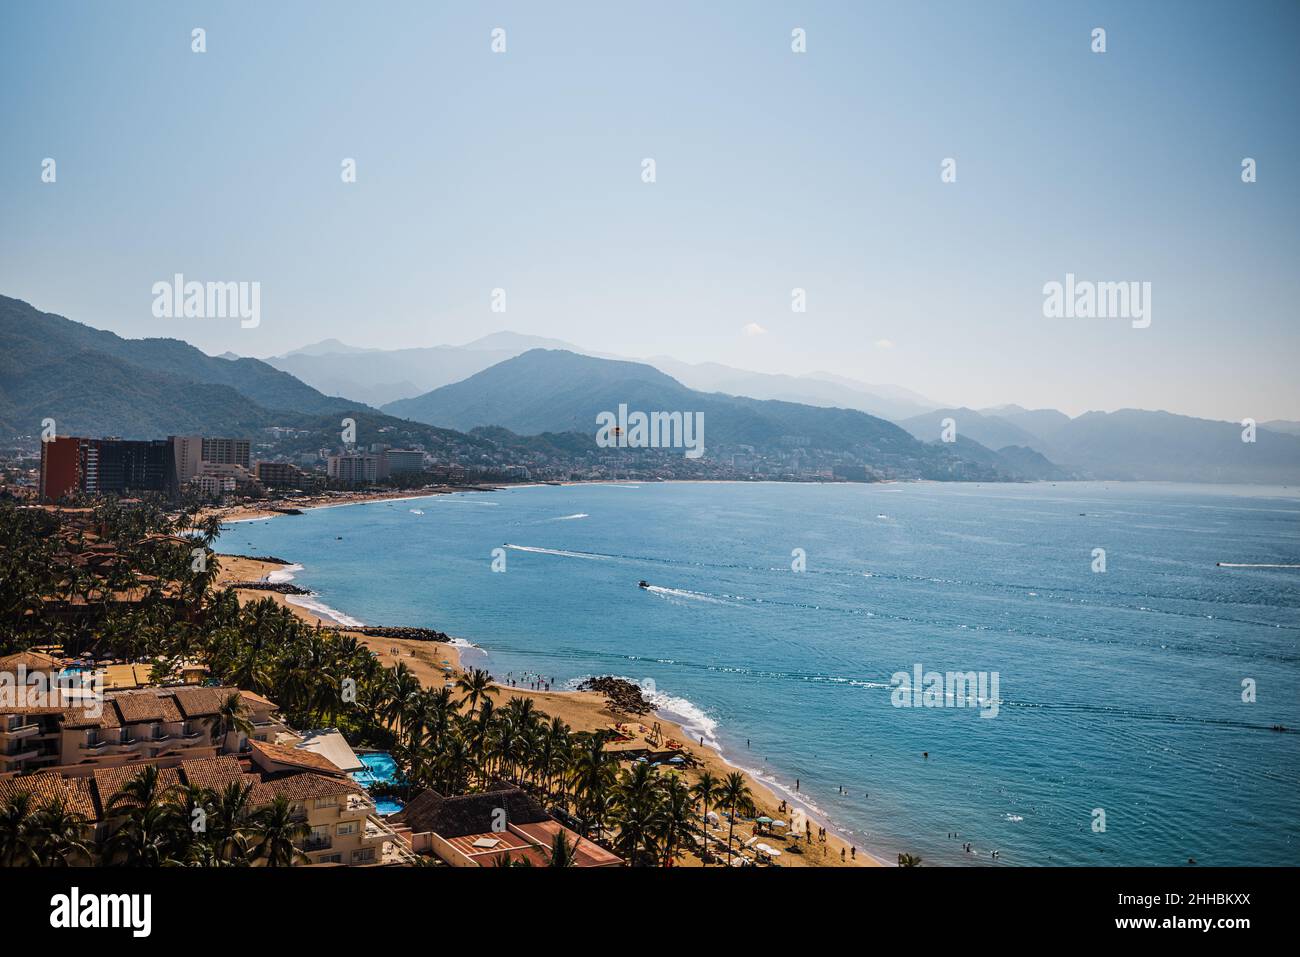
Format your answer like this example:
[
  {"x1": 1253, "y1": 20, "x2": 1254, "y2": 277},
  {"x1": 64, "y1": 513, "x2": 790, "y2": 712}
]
[
  {"x1": 318, "y1": 853, "x2": 341, "y2": 864},
  {"x1": 337, "y1": 821, "x2": 356, "y2": 836},
  {"x1": 314, "y1": 797, "x2": 336, "y2": 810},
  {"x1": 351, "y1": 848, "x2": 375, "y2": 864}
]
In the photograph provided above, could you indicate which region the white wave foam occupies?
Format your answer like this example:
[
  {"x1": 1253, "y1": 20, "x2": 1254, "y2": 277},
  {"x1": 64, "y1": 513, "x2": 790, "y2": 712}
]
[
  {"x1": 409, "y1": 509, "x2": 424, "y2": 515},
  {"x1": 551, "y1": 513, "x2": 589, "y2": 521},
  {"x1": 265, "y1": 563, "x2": 303, "y2": 584},
  {"x1": 285, "y1": 594, "x2": 366, "y2": 628},
  {"x1": 645, "y1": 688, "x2": 720, "y2": 749}
]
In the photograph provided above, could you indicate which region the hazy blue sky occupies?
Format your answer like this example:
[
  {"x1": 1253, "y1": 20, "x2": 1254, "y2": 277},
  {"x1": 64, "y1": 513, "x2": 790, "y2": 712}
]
[{"x1": 2, "y1": 1, "x2": 1297, "y2": 420}]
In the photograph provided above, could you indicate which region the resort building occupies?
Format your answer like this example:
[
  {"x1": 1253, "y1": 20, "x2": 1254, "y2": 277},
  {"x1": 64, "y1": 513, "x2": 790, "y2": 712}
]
[
  {"x1": 254, "y1": 460, "x2": 309, "y2": 489},
  {"x1": 392, "y1": 783, "x2": 622, "y2": 867},
  {"x1": 171, "y1": 435, "x2": 252, "y2": 483},
  {"x1": 40, "y1": 436, "x2": 177, "y2": 502},
  {"x1": 0, "y1": 752, "x2": 391, "y2": 867},
  {"x1": 0, "y1": 685, "x2": 287, "y2": 776},
  {"x1": 327, "y1": 452, "x2": 379, "y2": 486},
  {"x1": 381, "y1": 448, "x2": 425, "y2": 476}
]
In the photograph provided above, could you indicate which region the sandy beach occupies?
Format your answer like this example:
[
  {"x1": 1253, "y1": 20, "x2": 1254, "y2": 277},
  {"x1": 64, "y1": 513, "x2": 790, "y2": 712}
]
[
  {"x1": 214, "y1": 547, "x2": 875, "y2": 867},
  {"x1": 202, "y1": 484, "x2": 497, "y2": 525}
]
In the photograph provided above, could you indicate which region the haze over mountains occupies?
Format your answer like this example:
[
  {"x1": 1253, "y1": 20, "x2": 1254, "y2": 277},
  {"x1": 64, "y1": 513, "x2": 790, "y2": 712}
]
[
  {"x1": 265, "y1": 332, "x2": 940, "y2": 420},
  {"x1": 3, "y1": 295, "x2": 1297, "y2": 484}
]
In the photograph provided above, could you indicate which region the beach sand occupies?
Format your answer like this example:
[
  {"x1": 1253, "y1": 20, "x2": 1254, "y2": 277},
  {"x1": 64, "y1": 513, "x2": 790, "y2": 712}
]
[{"x1": 214, "y1": 547, "x2": 876, "y2": 868}]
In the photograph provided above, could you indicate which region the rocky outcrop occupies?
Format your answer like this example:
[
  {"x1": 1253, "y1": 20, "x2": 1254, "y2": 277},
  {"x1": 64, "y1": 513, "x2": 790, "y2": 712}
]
[{"x1": 576, "y1": 676, "x2": 653, "y2": 715}]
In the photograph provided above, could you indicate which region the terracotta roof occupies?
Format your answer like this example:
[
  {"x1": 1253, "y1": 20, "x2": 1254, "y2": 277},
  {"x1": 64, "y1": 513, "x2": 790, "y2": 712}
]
[
  {"x1": 249, "y1": 739, "x2": 344, "y2": 776},
  {"x1": 113, "y1": 691, "x2": 182, "y2": 724},
  {"x1": 238, "y1": 690, "x2": 277, "y2": 709},
  {"x1": 512, "y1": 820, "x2": 623, "y2": 866},
  {"x1": 179, "y1": 755, "x2": 248, "y2": 793},
  {"x1": 0, "y1": 772, "x2": 97, "y2": 819},
  {"x1": 443, "y1": 828, "x2": 535, "y2": 861},
  {"x1": 61, "y1": 700, "x2": 121, "y2": 729},
  {"x1": 172, "y1": 686, "x2": 235, "y2": 718},
  {"x1": 93, "y1": 764, "x2": 182, "y2": 812},
  {"x1": 249, "y1": 772, "x2": 359, "y2": 804},
  {"x1": 0, "y1": 650, "x2": 63, "y2": 673},
  {"x1": 394, "y1": 784, "x2": 549, "y2": 838}
]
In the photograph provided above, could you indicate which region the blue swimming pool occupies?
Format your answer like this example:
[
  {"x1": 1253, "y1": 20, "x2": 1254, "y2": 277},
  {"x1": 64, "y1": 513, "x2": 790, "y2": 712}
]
[
  {"x1": 350, "y1": 751, "x2": 399, "y2": 787},
  {"x1": 374, "y1": 798, "x2": 404, "y2": 816}
]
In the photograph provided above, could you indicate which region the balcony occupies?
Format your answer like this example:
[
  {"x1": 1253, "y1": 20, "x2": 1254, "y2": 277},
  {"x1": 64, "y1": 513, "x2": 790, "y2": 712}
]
[
  {"x1": 0, "y1": 722, "x2": 40, "y2": 741},
  {"x1": 303, "y1": 835, "x2": 333, "y2": 851},
  {"x1": 0, "y1": 748, "x2": 39, "y2": 765},
  {"x1": 80, "y1": 738, "x2": 111, "y2": 752}
]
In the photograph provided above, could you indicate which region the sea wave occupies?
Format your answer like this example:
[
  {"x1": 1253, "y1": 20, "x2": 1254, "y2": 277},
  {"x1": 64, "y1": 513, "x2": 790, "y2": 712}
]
[
  {"x1": 285, "y1": 594, "x2": 366, "y2": 628},
  {"x1": 265, "y1": 563, "x2": 303, "y2": 584}
]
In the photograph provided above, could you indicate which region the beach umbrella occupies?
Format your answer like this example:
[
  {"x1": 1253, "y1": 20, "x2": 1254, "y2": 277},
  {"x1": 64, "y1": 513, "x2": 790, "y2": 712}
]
[
  {"x1": 756, "y1": 816, "x2": 773, "y2": 824},
  {"x1": 772, "y1": 820, "x2": 787, "y2": 828},
  {"x1": 668, "y1": 754, "x2": 685, "y2": 763},
  {"x1": 706, "y1": 810, "x2": 720, "y2": 822}
]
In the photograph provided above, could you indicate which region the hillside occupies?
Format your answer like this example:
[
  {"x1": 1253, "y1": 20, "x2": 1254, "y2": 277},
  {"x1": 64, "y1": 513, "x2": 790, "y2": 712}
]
[{"x1": 384, "y1": 349, "x2": 1023, "y2": 480}]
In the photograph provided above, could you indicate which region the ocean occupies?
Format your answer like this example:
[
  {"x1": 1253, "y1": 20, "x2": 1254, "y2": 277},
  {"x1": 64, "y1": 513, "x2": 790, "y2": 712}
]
[{"x1": 225, "y1": 481, "x2": 1300, "y2": 866}]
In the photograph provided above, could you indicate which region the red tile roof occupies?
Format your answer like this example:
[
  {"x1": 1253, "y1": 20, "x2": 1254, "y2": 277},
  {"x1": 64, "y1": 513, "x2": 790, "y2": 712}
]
[
  {"x1": 0, "y1": 772, "x2": 97, "y2": 819},
  {"x1": 249, "y1": 739, "x2": 344, "y2": 776}
]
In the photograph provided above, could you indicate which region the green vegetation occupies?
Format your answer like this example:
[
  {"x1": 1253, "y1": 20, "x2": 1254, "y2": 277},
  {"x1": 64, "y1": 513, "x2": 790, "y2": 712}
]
[{"x1": 0, "y1": 496, "x2": 748, "y2": 867}]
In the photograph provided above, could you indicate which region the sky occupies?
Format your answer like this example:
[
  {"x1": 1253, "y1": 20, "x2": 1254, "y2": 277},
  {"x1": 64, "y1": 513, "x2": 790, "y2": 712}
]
[{"x1": 2, "y1": 1, "x2": 1298, "y2": 421}]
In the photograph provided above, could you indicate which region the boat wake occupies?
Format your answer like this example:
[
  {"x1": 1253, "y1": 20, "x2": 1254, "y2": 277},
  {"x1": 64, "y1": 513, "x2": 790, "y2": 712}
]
[{"x1": 503, "y1": 543, "x2": 610, "y2": 560}]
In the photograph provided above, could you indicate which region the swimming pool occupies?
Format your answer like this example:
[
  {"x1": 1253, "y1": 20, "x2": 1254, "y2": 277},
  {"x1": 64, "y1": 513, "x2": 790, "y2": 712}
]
[
  {"x1": 351, "y1": 751, "x2": 399, "y2": 787},
  {"x1": 374, "y1": 798, "x2": 404, "y2": 816}
]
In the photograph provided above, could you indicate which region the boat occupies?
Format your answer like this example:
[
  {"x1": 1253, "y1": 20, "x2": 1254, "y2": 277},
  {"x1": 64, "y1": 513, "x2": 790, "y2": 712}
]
[{"x1": 638, "y1": 580, "x2": 650, "y2": 589}]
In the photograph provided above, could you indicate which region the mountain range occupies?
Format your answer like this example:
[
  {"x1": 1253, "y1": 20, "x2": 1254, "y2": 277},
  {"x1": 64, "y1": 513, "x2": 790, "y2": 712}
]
[
  {"x1": 263, "y1": 332, "x2": 940, "y2": 419},
  {"x1": 2, "y1": 295, "x2": 1297, "y2": 484}
]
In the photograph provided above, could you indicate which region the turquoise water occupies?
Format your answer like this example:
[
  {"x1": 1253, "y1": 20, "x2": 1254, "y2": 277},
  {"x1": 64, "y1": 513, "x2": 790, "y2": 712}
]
[
  {"x1": 229, "y1": 482, "x2": 1300, "y2": 866},
  {"x1": 351, "y1": 751, "x2": 399, "y2": 788}
]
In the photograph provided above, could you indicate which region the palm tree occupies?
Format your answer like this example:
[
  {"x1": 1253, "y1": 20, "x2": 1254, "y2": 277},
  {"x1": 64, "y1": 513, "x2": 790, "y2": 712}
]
[
  {"x1": 208, "y1": 781, "x2": 256, "y2": 864},
  {"x1": 543, "y1": 829, "x2": 579, "y2": 867},
  {"x1": 611, "y1": 761, "x2": 665, "y2": 866},
  {"x1": 33, "y1": 797, "x2": 94, "y2": 866},
  {"x1": 455, "y1": 668, "x2": 495, "y2": 716},
  {"x1": 0, "y1": 792, "x2": 41, "y2": 866},
  {"x1": 197, "y1": 514, "x2": 224, "y2": 548},
  {"x1": 690, "y1": 770, "x2": 723, "y2": 865},
  {"x1": 251, "y1": 796, "x2": 308, "y2": 867},
  {"x1": 898, "y1": 853, "x2": 922, "y2": 867},
  {"x1": 103, "y1": 765, "x2": 186, "y2": 866},
  {"x1": 655, "y1": 774, "x2": 694, "y2": 866},
  {"x1": 717, "y1": 771, "x2": 755, "y2": 866},
  {"x1": 206, "y1": 690, "x2": 254, "y2": 752},
  {"x1": 568, "y1": 731, "x2": 617, "y2": 839}
]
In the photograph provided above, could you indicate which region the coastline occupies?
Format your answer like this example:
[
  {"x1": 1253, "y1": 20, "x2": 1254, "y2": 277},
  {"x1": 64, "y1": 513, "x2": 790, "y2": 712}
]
[{"x1": 214, "y1": 522, "x2": 881, "y2": 866}]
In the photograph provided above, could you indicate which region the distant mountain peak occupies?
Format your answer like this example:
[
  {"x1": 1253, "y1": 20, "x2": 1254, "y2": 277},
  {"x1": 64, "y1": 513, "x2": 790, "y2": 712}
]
[
  {"x1": 458, "y1": 331, "x2": 583, "y2": 352},
  {"x1": 279, "y1": 338, "x2": 377, "y2": 358}
]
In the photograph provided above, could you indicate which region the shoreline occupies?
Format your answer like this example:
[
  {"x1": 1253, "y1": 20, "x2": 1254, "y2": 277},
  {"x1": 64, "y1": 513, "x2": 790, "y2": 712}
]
[{"x1": 213, "y1": 534, "x2": 881, "y2": 866}]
